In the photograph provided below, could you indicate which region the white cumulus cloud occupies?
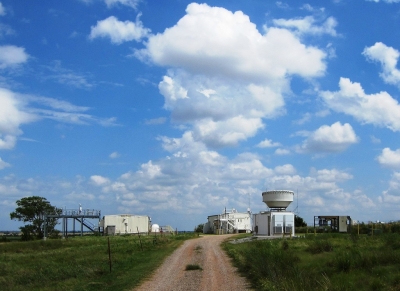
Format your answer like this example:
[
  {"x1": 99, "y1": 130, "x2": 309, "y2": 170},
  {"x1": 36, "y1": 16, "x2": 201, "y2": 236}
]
[
  {"x1": 90, "y1": 175, "x2": 110, "y2": 186},
  {"x1": 0, "y1": 88, "x2": 37, "y2": 149},
  {"x1": 138, "y1": 3, "x2": 326, "y2": 79},
  {"x1": 257, "y1": 139, "x2": 281, "y2": 148},
  {"x1": 320, "y1": 77, "x2": 400, "y2": 131},
  {"x1": 299, "y1": 122, "x2": 358, "y2": 153},
  {"x1": 89, "y1": 15, "x2": 150, "y2": 44},
  {"x1": 136, "y1": 3, "x2": 327, "y2": 148},
  {"x1": 363, "y1": 42, "x2": 400, "y2": 87},
  {"x1": 377, "y1": 148, "x2": 400, "y2": 169},
  {"x1": 0, "y1": 45, "x2": 29, "y2": 69}
]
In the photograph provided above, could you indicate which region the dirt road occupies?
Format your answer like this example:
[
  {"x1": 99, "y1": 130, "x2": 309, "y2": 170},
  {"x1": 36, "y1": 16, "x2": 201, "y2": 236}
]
[{"x1": 134, "y1": 234, "x2": 252, "y2": 291}]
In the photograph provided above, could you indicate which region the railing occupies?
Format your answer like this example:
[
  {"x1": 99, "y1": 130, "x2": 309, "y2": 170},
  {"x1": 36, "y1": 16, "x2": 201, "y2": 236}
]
[{"x1": 61, "y1": 209, "x2": 100, "y2": 216}]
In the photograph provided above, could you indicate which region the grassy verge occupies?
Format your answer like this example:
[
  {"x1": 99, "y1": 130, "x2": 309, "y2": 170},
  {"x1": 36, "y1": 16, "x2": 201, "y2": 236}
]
[
  {"x1": 0, "y1": 233, "x2": 196, "y2": 291},
  {"x1": 223, "y1": 233, "x2": 400, "y2": 290}
]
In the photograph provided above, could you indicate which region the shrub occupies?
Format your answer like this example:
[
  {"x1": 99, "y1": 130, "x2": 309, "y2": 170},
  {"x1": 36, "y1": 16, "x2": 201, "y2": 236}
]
[{"x1": 306, "y1": 239, "x2": 333, "y2": 254}]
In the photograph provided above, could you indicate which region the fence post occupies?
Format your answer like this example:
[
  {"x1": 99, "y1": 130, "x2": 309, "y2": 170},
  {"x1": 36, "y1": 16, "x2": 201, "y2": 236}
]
[
  {"x1": 137, "y1": 227, "x2": 143, "y2": 251},
  {"x1": 108, "y1": 237, "x2": 112, "y2": 273}
]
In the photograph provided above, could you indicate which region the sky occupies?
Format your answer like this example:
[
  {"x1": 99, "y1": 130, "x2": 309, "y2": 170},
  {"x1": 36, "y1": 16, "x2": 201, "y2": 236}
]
[{"x1": 1, "y1": 0, "x2": 400, "y2": 231}]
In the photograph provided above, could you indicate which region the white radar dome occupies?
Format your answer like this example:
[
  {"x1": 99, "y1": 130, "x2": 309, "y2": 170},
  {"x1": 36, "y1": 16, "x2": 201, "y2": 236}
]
[
  {"x1": 151, "y1": 224, "x2": 160, "y2": 232},
  {"x1": 262, "y1": 190, "x2": 294, "y2": 209}
]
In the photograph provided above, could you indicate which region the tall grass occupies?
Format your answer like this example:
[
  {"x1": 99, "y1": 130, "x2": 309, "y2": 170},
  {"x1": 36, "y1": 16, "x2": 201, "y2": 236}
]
[
  {"x1": 0, "y1": 233, "x2": 195, "y2": 291},
  {"x1": 223, "y1": 233, "x2": 400, "y2": 290}
]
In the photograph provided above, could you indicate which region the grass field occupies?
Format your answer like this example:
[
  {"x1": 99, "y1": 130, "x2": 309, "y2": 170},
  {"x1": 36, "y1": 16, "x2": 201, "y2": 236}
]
[
  {"x1": 223, "y1": 232, "x2": 400, "y2": 291},
  {"x1": 0, "y1": 233, "x2": 196, "y2": 291}
]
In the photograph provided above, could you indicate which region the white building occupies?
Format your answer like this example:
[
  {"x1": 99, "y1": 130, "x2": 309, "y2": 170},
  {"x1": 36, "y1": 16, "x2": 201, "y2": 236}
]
[
  {"x1": 100, "y1": 214, "x2": 150, "y2": 235},
  {"x1": 253, "y1": 211, "x2": 295, "y2": 236},
  {"x1": 252, "y1": 190, "x2": 296, "y2": 237},
  {"x1": 203, "y1": 208, "x2": 252, "y2": 234}
]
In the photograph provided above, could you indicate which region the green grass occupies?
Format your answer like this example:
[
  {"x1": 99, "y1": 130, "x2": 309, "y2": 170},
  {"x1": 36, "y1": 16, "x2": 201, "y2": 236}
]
[
  {"x1": 0, "y1": 233, "x2": 196, "y2": 291},
  {"x1": 223, "y1": 233, "x2": 400, "y2": 291}
]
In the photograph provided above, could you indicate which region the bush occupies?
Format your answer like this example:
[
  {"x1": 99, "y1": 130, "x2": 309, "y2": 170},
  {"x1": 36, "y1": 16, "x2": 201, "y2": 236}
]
[{"x1": 306, "y1": 238, "x2": 333, "y2": 254}]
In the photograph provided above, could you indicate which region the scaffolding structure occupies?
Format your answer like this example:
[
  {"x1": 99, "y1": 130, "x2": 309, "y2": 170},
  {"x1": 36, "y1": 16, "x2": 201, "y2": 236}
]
[{"x1": 44, "y1": 208, "x2": 101, "y2": 239}]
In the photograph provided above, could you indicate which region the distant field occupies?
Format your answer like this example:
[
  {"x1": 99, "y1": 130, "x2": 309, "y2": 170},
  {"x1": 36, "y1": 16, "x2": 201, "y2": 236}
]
[
  {"x1": 0, "y1": 233, "x2": 196, "y2": 291},
  {"x1": 223, "y1": 232, "x2": 400, "y2": 290}
]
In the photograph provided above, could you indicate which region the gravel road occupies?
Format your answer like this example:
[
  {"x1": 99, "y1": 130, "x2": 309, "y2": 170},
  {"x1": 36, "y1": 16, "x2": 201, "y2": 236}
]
[{"x1": 134, "y1": 234, "x2": 252, "y2": 291}]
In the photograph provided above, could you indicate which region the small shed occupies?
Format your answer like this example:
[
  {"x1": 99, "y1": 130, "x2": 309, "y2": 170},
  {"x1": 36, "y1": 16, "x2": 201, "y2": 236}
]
[
  {"x1": 100, "y1": 214, "x2": 150, "y2": 235},
  {"x1": 314, "y1": 215, "x2": 352, "y2": 233}
]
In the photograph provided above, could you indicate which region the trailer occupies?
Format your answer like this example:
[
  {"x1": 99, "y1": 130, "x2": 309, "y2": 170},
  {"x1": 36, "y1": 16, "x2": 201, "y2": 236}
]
[{"x1": 100, "y1": 214, "x2": 150, "y2": 235}]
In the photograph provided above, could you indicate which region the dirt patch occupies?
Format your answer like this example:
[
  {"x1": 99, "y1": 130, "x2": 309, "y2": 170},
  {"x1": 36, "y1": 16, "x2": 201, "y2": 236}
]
[{"x1": 134, "y1": 234, "x2": 252, "y2": 291}]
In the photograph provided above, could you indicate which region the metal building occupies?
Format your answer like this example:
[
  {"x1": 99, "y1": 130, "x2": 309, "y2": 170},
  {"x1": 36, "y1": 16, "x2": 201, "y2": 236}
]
[
  {"x1": 203, "y1": 208, "x2": 252, "y2": 234},
  {"x1": 100, "y1": 214, "x2": 151, "y2": 235}
]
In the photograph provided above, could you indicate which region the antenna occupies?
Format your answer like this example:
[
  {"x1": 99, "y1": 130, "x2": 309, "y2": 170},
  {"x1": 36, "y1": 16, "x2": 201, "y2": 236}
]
[{"x1": 293, "y1": 189, "x2": 299, "y2": 215}]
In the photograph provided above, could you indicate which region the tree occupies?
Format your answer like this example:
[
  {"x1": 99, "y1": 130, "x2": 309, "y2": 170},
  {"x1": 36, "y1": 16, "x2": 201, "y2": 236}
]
[
  {"x1": 10, "y1": 196, "x2": 61, "y2": 240},
  {"x1": 194, "y1": 223, "x2": 204, "y2": 233},
  {"x1": 295, "y1": 215, "x2": 307, "y2": 227}
]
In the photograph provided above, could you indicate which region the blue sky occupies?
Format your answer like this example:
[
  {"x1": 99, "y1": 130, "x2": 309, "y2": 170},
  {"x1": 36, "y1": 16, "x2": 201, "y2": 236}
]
[{"x1": 1, "y1": 0, "x2": 400, "y2": 231}]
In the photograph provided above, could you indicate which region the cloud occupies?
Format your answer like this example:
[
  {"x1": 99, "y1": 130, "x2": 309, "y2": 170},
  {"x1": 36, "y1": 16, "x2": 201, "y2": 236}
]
[
  {"x1": 320, "y1": 77, "x2": 400, "y2": 131},
  {"x1": 298, "y1": 122, "x2": 358, "y2": 153},
  {"x1": 257, "y1": 138, "x2": 281, "y2": 148},
  {"x1": 43, "y1": 61, "x2": 94, "y2": 89},
  {"x1": 90, "y1": 175, "x2": 110, "y2": 186},
  {"x1": 276, "y1": 1, "x2": 290, "y2": 9},
  {"x1": 145, "y1": 117, "x2": 166, "y2": 125},
  {"x1": 273, "y1": 16, "x2": 338, "y2": 36},
  {"x1": 0, "y1": 3, "x2": 5, "y2": 16},
  {"x1": 192, "y1": 116, "x2": 264, "y2": 147},
  {"x1": 89, "y1": 15, "x2": 150, "y2": 44},
  {"x1": 104, "y1": 0, "x2": 140, "y2": 9},
  {"x1": 312, "y1": 168, "x2": 353, "y2": 182},
  {"x1": 378, "y1": 172, "x2": 400, "y2": 206},
  {"x1": 0, "y1": 24, "x2": 15, "y2": 37},
  {"x1": 363, "y1": 42, "x2": 400, "y2": 87},
  {"x1": 0, "y1": 45, "x2": 29, "y2": 69},
  {"x1": 274, "y1": 164, "x2": 296, "y2": 175},
  {"x1": 367, "y1": 0, "x2": 400, "y2": 2},
  {"x1": 0, "y1": 88, "x2": 117, "y2": 150},
  {"x1": 275, "y1": 148, "x2": 290, "y2": 155},
  {"x1": 138, "y1": 3, "x2": 326, "y2": 79},
  {"x1": 300, "y1": 4, "x2": 325, "y2": 13},
  {"x1": 377, "y1": 148, "x2": 400, "y2": 169},
  {"x1": 0, "y1": 157, "x2": 10, "y2": 169},
  {"x1": 370, "y1": 135, "x2": 381, "y2": 144},
  {"x1": 134, "y1": 3, "x2": 327, "y2": 148},
  {"x1": 0, "y1": 88, "x2": 37, "y2": 149},
  {"x1": 109, "y1": 151, "x2": 120, "y2": 159}
]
